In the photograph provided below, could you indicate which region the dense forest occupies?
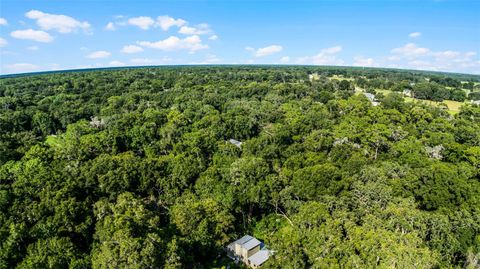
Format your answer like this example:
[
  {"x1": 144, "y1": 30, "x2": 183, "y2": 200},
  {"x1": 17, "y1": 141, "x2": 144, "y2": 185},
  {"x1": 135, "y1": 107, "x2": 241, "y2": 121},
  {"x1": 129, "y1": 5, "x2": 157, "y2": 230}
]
[{"x1": 1, "y1": 66, "x2": 480, "y2": 268}]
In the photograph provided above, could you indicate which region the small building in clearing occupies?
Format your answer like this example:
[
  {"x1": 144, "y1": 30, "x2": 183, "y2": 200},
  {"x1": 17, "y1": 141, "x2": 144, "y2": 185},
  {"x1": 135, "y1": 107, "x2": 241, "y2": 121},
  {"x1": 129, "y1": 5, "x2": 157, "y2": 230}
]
[
  {"x1": 403, "y1": 89, "x2": 413, "y2": 97},
  {"x1": 308, "y1": 73, "x2": 320, "y2": 82},
  {"x1": 227, "y1": 235, "x2": 271, "y2": 268},
  {"x1": 363, "y1": 92, "x2": 380, "y2": 106},
  {"x1": 228, "y1": 139, "x2": 243, "y2": 148}
]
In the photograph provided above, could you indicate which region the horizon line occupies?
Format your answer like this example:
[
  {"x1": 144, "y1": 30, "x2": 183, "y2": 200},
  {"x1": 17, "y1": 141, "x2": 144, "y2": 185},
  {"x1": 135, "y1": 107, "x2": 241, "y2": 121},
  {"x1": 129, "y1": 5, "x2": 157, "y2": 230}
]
[{"x1": 1, "y1": 64, "x2": 480, "y2": 78}]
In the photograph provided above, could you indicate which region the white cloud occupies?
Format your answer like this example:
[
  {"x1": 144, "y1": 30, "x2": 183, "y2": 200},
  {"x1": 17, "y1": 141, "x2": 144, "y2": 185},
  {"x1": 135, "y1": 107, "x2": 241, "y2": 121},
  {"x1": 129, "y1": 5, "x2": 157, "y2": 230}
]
[
  {"x1": 178, "y1": 26, "x2": 198, "y2": 35},
  {"x1": 130, "y1": 57, "x2": 172, "y2": 65},
  {"x1": 179, "y1": 24, "x2": 212, "y2": 35},
  {"x1": 387, "y1": 55, "x2": 401, "y2": 61},
  {"x1": 466, "y1": 51, "x2": 477, "y2": 57},
  {"x1": 137, "y1": 35, "x2": 208, "y2": 53},
  {"x1": 10, "y1": 29, "x2": 53, "y2": 43},
  {"x1": 320, "y1": 46, "x2": 342, "y2": 54},
  {"x1": 25, "y1": 10, "x2": 90, "y2": 34},
  {"x1": 156, "y1": 15, "x2": 186, "y2": 31},
  {"x1": 280, "y1": 56, "x2": 290, "y2": 63},
  {"x1": 409, "y1": 32, "x2": 422, "y2": 38},
  {"x1": 109, "y1": 60, "x2": 125, "y2": 66},
  {"x1": 46, "y1": 63, "x2": 61, "y2": 71},
  {"x1": 130, "y1": 58, "x2": 155, "y2": 64},
  {"x1": 292, "y1": 46, "x2": 344, "y2": 65},
  {"x1": 121, "y1": 45, "x2": 143, "y2": 53},
  {"x1": 391, "y1": 43, "x2": 430, "y2": 58},
  {"x1": 0, "y1": 38, "x2": 7, "y2": 47},
  {"x1": 353, "y1": 56, "x2": 377, "y2": 67},
  {"x1": 387, "y1": 43, "x2": 480, "y2": 74},
  {"x1": 312, "y1": 46, "x2": 344, "y2": 65},
  {"x1": 107, "y1": 15, "x2": 214, "y2": 41},
  {"x1": 27, "y1": 45, "x2": 39, "y2": 51},
  {"x1": 408, "y1": 60, "x2": 437, "y2": 70},
  {"x1": 87, "y1": 50, "x2": 111, "y2": 59},
  {"x1": 75, "y1": 63, "x2": 105, "y2": 69},
  {"x1": 190, "y1": 54, "x2": 221, "y2": 64},
  {"x1": 105, "y1": 22, "x2": 116, "y2": 31},
  {"x1": 432, "y1": 50, "x2": 460, "y2": 59},
  {"x1": 247, "y1": 45, "x2": 283, "y2": 57},
  {"x1": 204, "y1": 54, "x2": 221, "y2": 63},
  {"x1": 116, "y1": 20, "x2": 128, "y2": 27},
  {"x1": 128, "y1": 16, "x2": 155, "y2": 30},
  {"x1": 3, "y1": 63, "x2": 39, "y2": 74},
  {"x1": 0, "y1": 18, "x2": 7, "y2": 26}
]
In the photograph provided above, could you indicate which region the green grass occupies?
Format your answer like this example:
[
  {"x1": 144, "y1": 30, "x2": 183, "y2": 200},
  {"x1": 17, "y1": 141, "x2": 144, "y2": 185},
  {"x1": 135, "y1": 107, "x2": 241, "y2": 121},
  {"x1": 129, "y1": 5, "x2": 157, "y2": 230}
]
[
  {"x1": 372, "y1": 89, "x2": 465, "y2": 114},
  {"x1": 329, "y1": 75, "x2": 355, "y2": 81},
  {"x1": 345, "y1": 78, "x2": 469, "y2": 114},
  {"x1": 442, "y1": 100, "x2": 463, "y2": 114}
]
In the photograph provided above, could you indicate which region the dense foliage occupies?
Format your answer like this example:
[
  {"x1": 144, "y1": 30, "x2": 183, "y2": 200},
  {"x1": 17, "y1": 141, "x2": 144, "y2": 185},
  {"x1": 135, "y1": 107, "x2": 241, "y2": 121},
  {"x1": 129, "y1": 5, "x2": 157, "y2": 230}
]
[{"x1": 1, "y1": 66, "x2": 480, "y2": 268}]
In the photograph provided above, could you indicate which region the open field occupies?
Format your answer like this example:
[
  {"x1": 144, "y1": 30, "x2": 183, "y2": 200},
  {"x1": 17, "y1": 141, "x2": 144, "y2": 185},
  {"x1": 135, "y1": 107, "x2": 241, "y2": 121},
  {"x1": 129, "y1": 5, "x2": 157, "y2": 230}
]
[
  {"x1": 328, "y1": 75, "x2": 355, "y2": 81},
  {"x1": 371, "y1": 89, "x2": 465, "y2": 114}
]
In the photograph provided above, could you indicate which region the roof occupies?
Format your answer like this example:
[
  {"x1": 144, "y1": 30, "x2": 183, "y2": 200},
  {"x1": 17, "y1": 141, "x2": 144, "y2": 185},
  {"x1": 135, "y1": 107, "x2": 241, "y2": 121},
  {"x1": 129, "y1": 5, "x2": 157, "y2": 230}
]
[
  {"x1": 248, "y1": 250, "x2": 270, "y2": 266},
  {"x1": 363, "y1": 92, "x2": 376, "y2": 101},
  {"x1": 242, "y1": 237, "x2": 261, "y2": 250},
  {"x1": 228, "y1": 139, "x2": 243, "y2": 148},
  {"x1": 234, "y1": 235, "x2": 254, "y2": 246},
  {"x1": 226, "y1": 242, "x2": 235, "y2": 252}
]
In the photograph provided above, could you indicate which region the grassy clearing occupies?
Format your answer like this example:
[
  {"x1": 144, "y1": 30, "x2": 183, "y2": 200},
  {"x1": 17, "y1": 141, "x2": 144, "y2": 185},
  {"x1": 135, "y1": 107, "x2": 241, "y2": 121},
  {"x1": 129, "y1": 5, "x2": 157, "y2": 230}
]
[
  {"x1": 442, "y1": 100, "x2": 463, "y2": 114},
  {"x1": 342, "y1": 78, "x2": 468, "y2": 114},
  {"x1": 329, "y1": 75, "x2": 355, "y2": 81},
  {"x1": 372, "y1": 89, "x2": 465, "y2": 114}
]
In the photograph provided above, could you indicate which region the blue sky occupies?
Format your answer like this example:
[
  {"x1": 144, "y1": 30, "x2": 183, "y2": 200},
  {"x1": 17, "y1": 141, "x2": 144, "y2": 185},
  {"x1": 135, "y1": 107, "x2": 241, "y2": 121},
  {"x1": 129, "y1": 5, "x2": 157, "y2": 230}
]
[{"x1": 1, "y1": 0, "x2": 479, "y2": 74}]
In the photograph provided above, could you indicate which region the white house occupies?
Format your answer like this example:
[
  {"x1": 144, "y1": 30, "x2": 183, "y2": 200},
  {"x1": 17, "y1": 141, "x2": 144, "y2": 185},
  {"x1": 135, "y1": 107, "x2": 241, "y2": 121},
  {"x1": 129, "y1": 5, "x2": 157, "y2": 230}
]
[
  {"x1": 308, "y1": 73, "x2": 320, "y2": 82},
  {"x1": 363, "y1": 92, "x2": 380, "y2": 106},
  {"x1": 227, "y1": 235, "x2": 271, "y2": 268},
  {"x1": 228, "y1": 139, "x2": 243, "y2": 148},
  {"x1": 403, "y1": 89, "x2": 413, "y2": 97}
]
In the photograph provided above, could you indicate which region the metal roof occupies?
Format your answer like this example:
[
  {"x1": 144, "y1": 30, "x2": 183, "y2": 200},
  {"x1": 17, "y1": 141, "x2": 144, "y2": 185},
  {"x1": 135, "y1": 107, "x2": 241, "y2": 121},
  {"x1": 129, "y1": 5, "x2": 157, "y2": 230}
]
[
  {"x1": 228, "y1": 139, "x2": 243, "y2": 148},
  {"x1": 363, "y1": 92, "x2": 376, "y2": 101},
  {"x1": 248, "y1": 250, "x2": 270, "y2": 266},
  {"x1": 242, "y1": 237, "x2": 261, "y2": 250},
  {"x1": 234, "y1": 235, "x2": 254, "y2": 246}
]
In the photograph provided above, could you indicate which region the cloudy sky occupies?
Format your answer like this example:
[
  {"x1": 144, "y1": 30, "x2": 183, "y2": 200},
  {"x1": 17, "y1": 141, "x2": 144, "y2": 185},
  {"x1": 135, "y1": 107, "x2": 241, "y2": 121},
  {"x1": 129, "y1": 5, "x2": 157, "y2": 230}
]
[{"x1": 0, "y1": 0, "x2": 479, "y2": 75}]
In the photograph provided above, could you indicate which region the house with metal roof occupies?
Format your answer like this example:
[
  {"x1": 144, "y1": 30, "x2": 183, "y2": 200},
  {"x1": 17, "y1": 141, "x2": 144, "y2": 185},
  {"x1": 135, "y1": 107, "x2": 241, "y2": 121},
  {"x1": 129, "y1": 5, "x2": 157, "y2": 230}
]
[
  {"x1": 226, "y1": 235, "x2": 271, "y2": 268},
  {"x1": 363, "y1": 92, "x2": 380, "y2": 106},
  {"x1": 308, "y1": 72, "x2": 320, "y2": 82},
  {"x1": 228, "y1": 138, "x2": 243, "y2": 148},
  {"x1": 403, "y1": 89, "x2": 413, "y2": 97},
  {"x1": 248, "y1": 249, "x2": 270, "y2": 268}
]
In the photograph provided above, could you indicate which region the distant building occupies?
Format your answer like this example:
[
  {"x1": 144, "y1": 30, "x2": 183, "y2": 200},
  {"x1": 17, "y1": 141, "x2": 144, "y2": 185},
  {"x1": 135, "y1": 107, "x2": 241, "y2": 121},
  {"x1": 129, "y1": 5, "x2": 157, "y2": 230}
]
[
  {"x1": 228, "y1": 139, "x2": 243, "y2": 148},
  {"x1": 403, "y1": 89, "x2": 413, "y2": 97},
  {"x1": 363, "y1": 92, "x2": 380, "y2": 106},
  {"x1": 308, "y1": 73, "x2": 320, "y2": 82},
  {"x1": 89, "y1": 116, "x2": 105, "y2": 128},
  {"x1": 227, "y1": 235, "x2": 271, "y2": 268}
]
